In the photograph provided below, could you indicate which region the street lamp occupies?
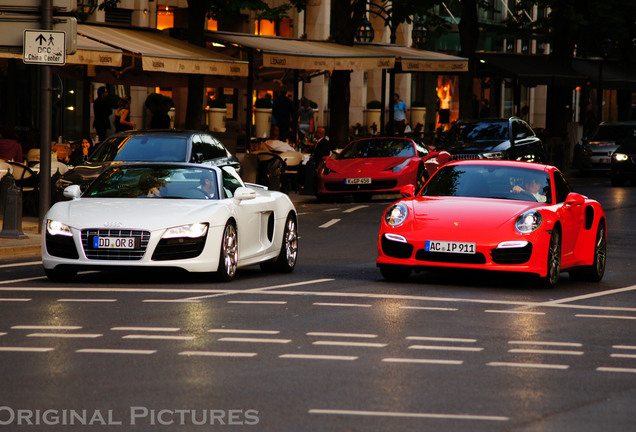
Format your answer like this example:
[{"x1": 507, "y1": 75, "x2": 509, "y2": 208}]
[
  {"x1": 411, "y1": 17, "x2": 428, "y2": 49},
  {"x1": 355, "y1": 18, "x2": 375, "y2": 43},
  {"x1": 76, "y1": 0, "x2": 97, "y2": 22}
]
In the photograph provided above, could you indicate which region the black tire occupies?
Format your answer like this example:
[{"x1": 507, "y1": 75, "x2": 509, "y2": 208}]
[
  {"x1": 216, "y1": 222, "x2": 238, "y2": 282},
  {"x1": 540, "y1": 228, "x2": 561, "y2": 288},
  {"x1": 260, "y1": 214, "x2": 298, "y2": 273},
  {"x1": 569, "y1": 222, "x2": 606, "y2": 282},
  {"x1": 44, "y1": 267, "x2": 77, "y2": 282},
  {"x1": 379, "y1": 264, "x2": 411, "y2": 281}
]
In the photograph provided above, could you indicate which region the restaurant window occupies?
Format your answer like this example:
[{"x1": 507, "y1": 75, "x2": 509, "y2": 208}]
[
  {"x1": 436, "y1": 75, "x2": 459, "y2": 132},
  {"x1": 157, "y1": 6, "x2": 174, "y2": 30},
  {"x1": 255, "y1": 18, "x2": 293, "y2": 37},
  {"x1": 207, "y1": 18, "x2": 218, "y2": 31}
]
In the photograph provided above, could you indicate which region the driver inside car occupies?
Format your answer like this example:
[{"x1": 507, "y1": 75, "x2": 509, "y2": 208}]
[
  {"x1": 198, "y1": 171, "x2": 217, "y2": 199},
  {"x1": 510, "y1": 174, "x2": 547, "y2": 202}
]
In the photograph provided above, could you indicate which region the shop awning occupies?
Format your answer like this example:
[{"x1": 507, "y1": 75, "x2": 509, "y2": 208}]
[
  {"x1": 358, "y1": 44, "x2": 468, "y2": 72},
  {"x1": 572, "y1": 59, "x2": 636, "y2": 89},
  {"x1": 78, "y1": 24, "x2": 248, "y2": 76},
  {"x1": 475, "y1": 53, "x2": 586, "y2": 86},
  {"x1": 0, "y1": 34, "x2": 122, "y2": 66},
  {"x1": 208, "y1": 31, "x2": 395, "y2": 70}
]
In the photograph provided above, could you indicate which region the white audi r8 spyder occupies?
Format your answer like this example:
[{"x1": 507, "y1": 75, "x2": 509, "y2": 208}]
[{"x1": 42, "y1": 163, "x2": 298, "y2": 282}]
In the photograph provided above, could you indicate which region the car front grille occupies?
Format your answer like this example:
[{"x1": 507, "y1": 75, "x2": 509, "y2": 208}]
[
  {"x1": 415, "y1": 249, "x2": 487, "y2": 264},
  {"x1": 490, "y1": 243, "x2": 533, "y2": 264},
  {"x1": 323, "y1": 180, "x2": 397, "y2": 192},
  {"x1": 81, "y1": 229, "x2": 150, "y2": 261},
  {"x1": 451, "y1": 154, "x2": 481, "y2": 161}
]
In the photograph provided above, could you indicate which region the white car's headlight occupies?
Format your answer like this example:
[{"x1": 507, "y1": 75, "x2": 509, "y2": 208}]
[
  {"x1": 391, "y1": 159, "x2": 411, "y2": 173},
  {"x1": 163, "y1": 223, "x2": 209, "y2": 239},
  {"x1": 385, "y1": 203, "x2": 409, "y2": 227},
  {"x1": 613, "y1": 152, "x2": 628, "y2": 162},
  {"x1": 515, "y1": 210, "x2": 542, "y2": 233},
  {"x1": 46, "y1": 219, "x2": 72, "y2": 237}
]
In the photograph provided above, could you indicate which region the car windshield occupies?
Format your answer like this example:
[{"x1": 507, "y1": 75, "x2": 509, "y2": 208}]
[
  {"x1": 590, "y1": 124, "x2": 636, "y2": 142},
  {"x1": 338, "y1": 138, "x2": 416, "y2": 159},
  {"x1": 89, "y1": 135, "x2": 188, "y2": 162},
  {"x1": 449, "y1": 121, "x2": 509, "y2": 142},
  {"x1": 84, "y1": 166, "x2": 219, "y2": 200},
  {"x1": 421, "y1": 164, "x2": 551, "y2": 203}
]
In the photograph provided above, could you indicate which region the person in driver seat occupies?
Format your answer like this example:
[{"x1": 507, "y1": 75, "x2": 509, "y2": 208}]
[
  {"x1": 510, "y1": 173, "x2": 547, "y2": 202},
  {"x1": 198, "y1": 170, "x2": 217, "y2": 199}
]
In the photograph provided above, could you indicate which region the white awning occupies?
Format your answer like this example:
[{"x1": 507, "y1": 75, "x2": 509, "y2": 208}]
[
  {"x1": 208, "y1": 31, "x2": 395, "y2": 70},
  {"x1": 358, "y1": 44, "x2": 468, "y2": 72},
  {"x1": 79, "y1": 24, "x2": 248, "y2": 76}
]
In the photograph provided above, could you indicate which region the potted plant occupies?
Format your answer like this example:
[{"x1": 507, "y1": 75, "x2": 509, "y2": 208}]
[
  {"x1": 207, "y1": 98, "x2": 227, "y2": 132},
  {"x1": 410, "y1": 100, "x2": 427, "y2": 130},
  {"x1": 254, "y1": 97, "x2": 273, "y2": 138},
  {"x1": 365, "y1": 100, "x2": 383, "y2": 131}
]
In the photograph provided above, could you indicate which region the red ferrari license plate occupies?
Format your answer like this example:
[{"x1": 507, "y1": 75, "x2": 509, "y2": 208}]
[
  {"x1": 425, "y1": 240, "x2": 476, "y2": 254},
  {"x1": 345, "y1": 177, "x2": 371, "y2": 185}
]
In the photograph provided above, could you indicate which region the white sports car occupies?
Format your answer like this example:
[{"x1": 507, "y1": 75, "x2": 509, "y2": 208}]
[{"x1": 42, "y1": 163, "x2": 298, "y2": 282}]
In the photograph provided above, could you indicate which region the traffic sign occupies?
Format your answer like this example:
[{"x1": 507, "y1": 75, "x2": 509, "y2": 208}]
[
  {"x1": 23, "y1": 30, "x2": 66, "y2": 65},
  {"x1": 0, "y1": 14, "x2": 77, "y2": 54}
]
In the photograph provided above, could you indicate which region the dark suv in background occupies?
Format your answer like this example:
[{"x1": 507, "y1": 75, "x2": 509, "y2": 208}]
[{"x1": 437, "y1": 117, "x2": 546, "y2": 163}]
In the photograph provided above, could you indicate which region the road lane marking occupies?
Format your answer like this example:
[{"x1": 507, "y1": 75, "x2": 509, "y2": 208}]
[
  {"x1": 611, "y1": 354, "x2": 636, "y2": 359},
  {"x1": 0, "y1": 347, "x2": 55, "y2": 352},
  {"x1": 313, "y1": 302, "x2": 372, "y2": 308},
  {"x1": 77, "y1": 348, "x2": 156, "y2": 355},
  {"x1": 179, "y1": 351, "x2": 257, "y2": 358},
  {"x1": 57, "y1": 298, "x2": 117, "y2": 302},
  {"x1": 307, "y1": 332, "x2": 377, "y2": 338},
  {"x1": 0, "y1": 298, "x2": 31, "y2": 302},
  {"x1": 575, "y1": 314, "x2": 636, "y2": 320},
  {"x1": 0, "y1": 276, "x2": 47, "y2": 285},
  {"x1": 27, "y1": 333, "x2": 102, "y2": 339},
  {"x1": 308, "y1": 409, "x2": 508, "y2": 422},
  {"x1": 597, "y1": 367, "x2": 636, "y2": 374},
  {"x1": 486, "y1": 310, "x2": 545, "y2": 315},
  {"x1": 217, "y1": 337, "x2": 291, "y2": 344},
  {"x1": 409, "y1": 345, "x2": 483, "y2": 352},
  {"x1": 613, "y1": 345, "x2": 636, "y2": 350},
  {"x1": 111, "y1": 327, "x2": 180, "y2": 332},
  {"x1": 209, "y1": 329, "x2": 280, "y2": 335},
  {"x1": 400, "y1": 306, "x2": 458, "y2": 311},
  {"x1": 142, "y1": 299, "x2": 201, "y2": 303},
  {"x1": 227, "y1": 300, "x2": 287, "y2": 305},
  {"x1": 122, "y1": 335, "x2": 195, "y2": 341},
  {"x1": 319, "y1": 219, "x2": 340, "y2": 228},
  {"x1": 182, "y1": 279, "x2": 334, "y2": 302},
  {"x1": 406, "y1": 336, "x2": 477, "y2": 343},
  {"x1": 280, "y1": 354, "x2": 358, "y2": 361},
  {"x1": 382, "y1": 358, "x2": 463, "y2": 365},
  {"x1": 487, "y1": 362, "x2": 569, "y2": 370},
  {"x1": 0, "y1": 261, "x2": 42, "y2": 268},
  {"x1": 313, "y1": 341, "x2": 387, "y2": 348},
  {"x1": 509, "y1": 341, "x2": 582, "y2": 347},
  {"x1": 12, "y1": 325, "x2": 82, "y2": 330},
  {"x1": 0, "y1": 333, "x2": 5, "y2": 337},
  {"x1": 538, "y1": 285, "x2": 636, "y2": 307},
  {"x1": 508, "y1": 349, "x2": 584, "y2": 356},
  {"x1": 343, "y1": 205, "x2": 368, "y2": 213}
]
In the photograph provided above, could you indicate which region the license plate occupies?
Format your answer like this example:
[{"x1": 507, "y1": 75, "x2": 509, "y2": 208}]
[
  {"x1": 425, "y1": 240, "x2": 476, "y2": 254},
  {"x1": 92, "y1": 236, "x2": 138, "y2": 249},
  {"x1": 345, "y1": 177, "x2": 371, "y2": 185}
]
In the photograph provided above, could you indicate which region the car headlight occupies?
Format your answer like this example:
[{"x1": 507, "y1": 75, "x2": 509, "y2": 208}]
[
  {"x1": 515, "y1": 210, "x2": 542, "y2": 233},
  {"x1": 385, "y1": 203, "x2": 409, "y2": 227},
  {"x1": 46, "y1": 219, "x2": 73, "y2": 237},
  {"x1": 321, "y1": 166, "x2": 332, "y2": 175},
  {"x1": 481, "y1": 151, "x2": 503, "y2": 159},
  {"x1": 163, "y1": 223, "x2": 209, "y2": 239},
  {"x1": 391, "y1": 159, "x2": 411, "y2": 173},
  {"x1": 613, "y1": 152, "x2": 628, "y2": 162}
]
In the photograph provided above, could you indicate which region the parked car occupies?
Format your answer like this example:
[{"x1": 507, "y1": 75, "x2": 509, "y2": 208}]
[
  {"x1": 60, "y1": 130, "x2": 240, "y2": 192},
  {"x1": 610, "y1": 136, "x2": 636, "y2": 186},
  {"x1": 437, "y1": 117, "x2": 546, "y2": 163},
  {"x1": 43, "y1": 163, "x2": 297, "y2": 282},
  {"x1": 315, "y1": 136, "x2": 446, "y2": 201},
  {"x1": 577, "y1": 122, "x2": 636, "y2": 172},
  {"x1": 377, "y1": 160, "x2": 607, "y2": 288}
]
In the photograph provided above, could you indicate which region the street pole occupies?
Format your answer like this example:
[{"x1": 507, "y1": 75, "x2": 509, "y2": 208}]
[{"x1": 39, "y1": 0, "x2": 52, "y2": 231}]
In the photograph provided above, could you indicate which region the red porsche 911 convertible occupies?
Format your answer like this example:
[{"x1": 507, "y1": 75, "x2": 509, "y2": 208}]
[
  {"x1": 316, "y1": 137, "x2": 448, "y2": 201},
  {"x1": 377, "y1": 160, "x2": 607, "y2": 287}
]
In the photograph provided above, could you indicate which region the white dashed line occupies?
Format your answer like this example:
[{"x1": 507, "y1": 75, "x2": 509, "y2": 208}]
[
  {"x1": 77, "y1": 348, "x2": 156, "y2": 355},
  {"x1": 508, "y1": 349, "x2": 584, "y2": 356},
  {"x1": 382, "y1": 358, "x2": 463, "y2": 365},
  {"x1": 313, "y1": 302, "x2": 371, "y2": 308},
  {"x1": 486, "y1": 310, "x2": 545, "y2": 315},
  {"x1": 111, "y1": 327, "x2": 181, "y2": 332},
  {"x1": 307, "y1": 332, "x2": 377, "y2": 338},
  {"x1": 575, "y1": 314, "x2": 636, "y2": 320},
  {"x1": 217, "y1": 337, "x2": 291, "y2": 344},
  {"x1": 12, "y1": 325, "x2": 82, "y2": 330},
  {"x1": 313, "y1": 341, "x2": 387, "y2": 348},
  {"x1": 142, "y1": 299, "x2": 201, "y2": 303},
  {"x1": 487, "y1": 362, "x2": 569, "y2": 370},
  {"x1": 343, "y1": 205, "x2": 368, "y2": 213},
  {"x1": 27, "y1": 333, "x2": 102, "y2": 339},
  {"x1": 400, "y1": 306, "x2": 458, "y2": 311},
  {"x1": 227, "y1": 300, "x2": 287, "y2": 305},
  {"x1": 0, "y1": 298, "x2": 31, "y2": 302},
  {"x1": 509, "y1": 341, "x2": 583, "y2": 347},
  {"x1": 122, "y1": 335, "x2": 195, "y2": 341},
  {"x1": 409, "y1": 345, "x2": 483, "y2": 352},
  {"x1": 209, "y1": 329, "x2": 280, "y2": 335},
  {"x1": 308, "y1": 409, "x2": 508, "y2": 422},
  {"x1": 57, "y1": 298, "x2": 117, "y2": 303},
  {"x1": 597, "y1": 367, "x2": 636, "y2": 374},
  {"x1": 613, "y1": 345, "x2": 636, "y2": 350},
  {"x1": 610, "y1": 353, "x2": 636, "y2": 359},
  {"x1": 319, "y1": 219, "x2": 340, "y2": 228},
  {"x1": 406, "y1": 336, "x2": 477, "y2": 343},
  {"x1": 0, "y1": 347, "x2": 55, "y2": 352},
  {"x1": 280, "y1": 354, "x2": 358, "y2": 361},
  {"x1": 179, "y1": 351, "x2": 258, "y2": 358}
]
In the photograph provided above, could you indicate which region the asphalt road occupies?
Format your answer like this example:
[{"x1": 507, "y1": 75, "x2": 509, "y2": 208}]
[{"x1": 0, "y1": 173, "x2": 635, "y2": 431}]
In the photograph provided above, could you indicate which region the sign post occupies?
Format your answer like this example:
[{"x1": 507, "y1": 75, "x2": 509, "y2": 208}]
[{"x1": 23, "y1": 30, "x2": 66, "y2": 65}]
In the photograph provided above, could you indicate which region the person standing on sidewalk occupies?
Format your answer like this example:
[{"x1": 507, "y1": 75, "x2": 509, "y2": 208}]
[
  {"x1": 93, "y1": 86, "x2": 112, "y2": 143},
  {"x1": 393, "y1": 93, "x2": 409, "y2": 135}
]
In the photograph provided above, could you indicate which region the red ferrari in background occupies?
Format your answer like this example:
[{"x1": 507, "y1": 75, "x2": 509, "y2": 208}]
[
  {"x1": 377, "y1": 160, "x2": 607, "y2": 287},
  {"x1": 316, "y1": 137, "x2": 447, "y2": 201}
]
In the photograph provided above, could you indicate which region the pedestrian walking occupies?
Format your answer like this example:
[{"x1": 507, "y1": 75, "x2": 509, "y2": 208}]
[{"x1": 93, "y1": 86, "x2": 112, "y2": 142}]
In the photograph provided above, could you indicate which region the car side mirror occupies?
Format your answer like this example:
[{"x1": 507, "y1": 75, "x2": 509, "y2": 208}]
[
  {"x1": 564, "y1": 192, "x2": 585, "y2": 206},
  {"x1": 63, "y1": 185, "x2": 82, "y2": 200},
  {"x1": 400, "y1": 184, "x2": 416, "y2": 198},
  {"x1": 234, "y1": 187, "x2": 256, "y2": 201}
]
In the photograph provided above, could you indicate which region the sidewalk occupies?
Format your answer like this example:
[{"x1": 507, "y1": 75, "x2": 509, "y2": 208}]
[{"x1": 0, "y1": 192, "x2": 316, "y2": 260}]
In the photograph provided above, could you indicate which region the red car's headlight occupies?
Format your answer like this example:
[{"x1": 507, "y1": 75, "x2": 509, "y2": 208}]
[
  {"x1": 515, "y1": 210, "x2": 542, "y2": 233},
  {"x1": 385, "y1": 203, "x2": 409, "y2": 227}
]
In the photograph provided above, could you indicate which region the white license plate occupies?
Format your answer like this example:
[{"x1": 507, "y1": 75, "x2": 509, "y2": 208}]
[
  {"x1": 425, "y1": 240, "x2": 476, "y2": 254},
  {"x1": 92, "y1": 236, "x2": 137, "y2": 249},
  {"x1": 345, "y1": 177, "x2": 371, "y2": 185}
]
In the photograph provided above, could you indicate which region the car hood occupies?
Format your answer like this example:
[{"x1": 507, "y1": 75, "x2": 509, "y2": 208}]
[
  {"x1": 46, "y1": 198, "x2": 228, "y2": 230},
  {"x1": 615, "y1": 142, "x2": 636, "y2": 154},
  {"x1": 410, "y1": 196, "x2": 541, "y2": 230},
  {"x1": 443, "y1": 140, "x2": 510, "y2": 153},
  {"x1": 326, "y1": 157, "x2": 409, "y2": 173}
]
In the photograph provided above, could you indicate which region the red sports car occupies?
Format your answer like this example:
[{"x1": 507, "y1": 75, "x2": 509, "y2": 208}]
[
  {"x1": 316, "y1": 137, "x2": 446, "y2": 201},
  {"x1": 377, "y1": 160, "x2": 607, "y2": 287}
]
